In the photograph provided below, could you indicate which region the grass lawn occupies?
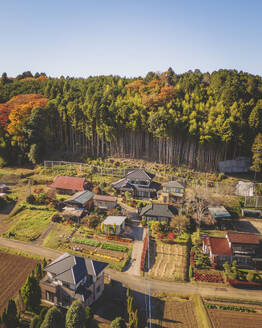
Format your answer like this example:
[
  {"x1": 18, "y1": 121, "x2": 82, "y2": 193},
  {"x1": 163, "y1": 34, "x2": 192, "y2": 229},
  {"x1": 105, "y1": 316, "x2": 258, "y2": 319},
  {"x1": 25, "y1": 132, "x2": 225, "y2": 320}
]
[
  {"x1": 5, "y1": 207, "x2": 55, "y2": 241},
  {"x1": 201, "y1": 230, "x2": 226, "y2": 238}
]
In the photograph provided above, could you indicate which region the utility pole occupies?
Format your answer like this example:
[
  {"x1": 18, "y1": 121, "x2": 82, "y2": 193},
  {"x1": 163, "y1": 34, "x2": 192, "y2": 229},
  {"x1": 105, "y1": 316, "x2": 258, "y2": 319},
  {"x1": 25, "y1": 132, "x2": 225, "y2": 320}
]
[{"x1": 147, "y1": 224, "x2": 152, "y2": 328}]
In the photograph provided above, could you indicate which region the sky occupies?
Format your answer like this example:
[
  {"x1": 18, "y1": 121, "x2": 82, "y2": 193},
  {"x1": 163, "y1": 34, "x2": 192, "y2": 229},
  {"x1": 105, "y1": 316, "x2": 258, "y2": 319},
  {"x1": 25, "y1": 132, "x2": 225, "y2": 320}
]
[{"x1": 1, "y1": 0, "x2": 262, "y2": 78}]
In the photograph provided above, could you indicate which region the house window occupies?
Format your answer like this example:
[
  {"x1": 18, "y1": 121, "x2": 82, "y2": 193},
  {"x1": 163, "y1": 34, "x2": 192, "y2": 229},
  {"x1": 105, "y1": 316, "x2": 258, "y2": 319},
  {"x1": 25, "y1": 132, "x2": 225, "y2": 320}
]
[
  {"x1": 46, "y1": 291, "x2": 54, "y2": 303},
  {"x1": 96, "y1": 286, "x2": 101, "y2": 293}
]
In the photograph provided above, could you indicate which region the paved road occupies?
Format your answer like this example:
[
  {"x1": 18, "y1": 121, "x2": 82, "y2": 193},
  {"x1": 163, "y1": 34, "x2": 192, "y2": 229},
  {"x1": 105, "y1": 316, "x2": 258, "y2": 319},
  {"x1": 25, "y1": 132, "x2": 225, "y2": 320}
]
[
  {"x1": 125, "y1": 223, "x2": 145, "y2": 276},
  {"x1": 1, "y1": 236, "x2": 262, "y2": 301}
]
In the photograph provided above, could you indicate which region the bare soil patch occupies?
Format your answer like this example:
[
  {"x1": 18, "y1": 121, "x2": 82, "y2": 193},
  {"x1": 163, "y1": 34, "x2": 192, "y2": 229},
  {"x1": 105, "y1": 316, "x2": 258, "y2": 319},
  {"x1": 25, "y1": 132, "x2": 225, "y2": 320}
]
[{"x1": 0, "y1": 251, "x2": 39, "y2": 313}]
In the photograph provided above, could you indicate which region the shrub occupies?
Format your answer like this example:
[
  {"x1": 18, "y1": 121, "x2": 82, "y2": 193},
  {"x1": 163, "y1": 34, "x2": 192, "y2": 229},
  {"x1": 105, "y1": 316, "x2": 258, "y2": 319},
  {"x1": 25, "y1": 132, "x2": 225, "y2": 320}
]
[
  {"x1": 110, "y1": 317, "x2": 127, "y2": 328},
  {"x1": 246, "y1": 272, "x2": 254, "y2": 282}
]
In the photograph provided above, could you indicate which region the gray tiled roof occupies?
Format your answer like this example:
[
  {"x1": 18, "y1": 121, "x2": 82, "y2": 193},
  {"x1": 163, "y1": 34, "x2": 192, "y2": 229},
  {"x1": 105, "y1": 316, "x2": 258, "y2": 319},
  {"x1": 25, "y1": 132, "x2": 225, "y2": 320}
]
[
  {"x1": 162, "y1": 181, "x2": 184, "y2": 189},
  {"x1": 140, "y1": 203, "x2": 178, "y2": 218},
  {"x1": 44, "y1": 252, "x2": 108, "y2": 285},
  {"x1": 126, "y1": 168, "x2": 155, "y2": 180},
  {"x1": 65, "y1": 190, "x2": 94, "y2": 206}
]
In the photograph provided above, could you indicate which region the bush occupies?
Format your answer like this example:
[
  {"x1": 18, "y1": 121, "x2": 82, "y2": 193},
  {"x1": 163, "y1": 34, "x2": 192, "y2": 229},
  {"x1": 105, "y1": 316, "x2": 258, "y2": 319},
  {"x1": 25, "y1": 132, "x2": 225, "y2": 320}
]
[
  {"x1": 110, "y1": 317, "x2": 127, "y2": 328},
  {"x1": 246, "y1": 272, "x2": 254, "y2": 282}
]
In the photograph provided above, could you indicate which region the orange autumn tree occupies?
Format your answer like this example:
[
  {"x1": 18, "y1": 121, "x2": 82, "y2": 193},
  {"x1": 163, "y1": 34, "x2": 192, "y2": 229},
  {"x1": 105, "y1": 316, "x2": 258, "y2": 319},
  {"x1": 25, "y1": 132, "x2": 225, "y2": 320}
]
[{"x1": 2, "y1": 94, "x2": 48, "y2": 141}]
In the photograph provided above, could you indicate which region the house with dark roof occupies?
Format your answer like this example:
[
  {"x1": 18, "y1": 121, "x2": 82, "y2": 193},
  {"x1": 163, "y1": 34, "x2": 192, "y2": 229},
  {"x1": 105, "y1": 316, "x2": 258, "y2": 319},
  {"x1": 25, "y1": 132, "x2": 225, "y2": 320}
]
[
  {"x1": 40, "y1": 253, "x2": 108, "y2": 308},
  {"x1": 203, "y1": 232, "x2": 261, "y2": 267},
  {"x1": 139, "y1": 203, "x2": 178, "y2": 222},
  {"x1": 111, "y1": 168, "x2": 160, "y2": 199},
  {"x1": 93, "y1": 194, "x2": 117, "y2": 210},
  {"x1": 64, "y1": 190, "x2": 94, "y2": 210},
  {"x1": 49, "y1": 176, "x2": 88, "y2": 195}
]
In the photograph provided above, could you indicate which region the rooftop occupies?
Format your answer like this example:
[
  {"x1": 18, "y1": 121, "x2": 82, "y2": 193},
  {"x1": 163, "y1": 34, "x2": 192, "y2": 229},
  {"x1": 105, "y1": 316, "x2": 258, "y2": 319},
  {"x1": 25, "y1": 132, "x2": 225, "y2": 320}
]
[
  {"x1": 103, "y1": 216, "x2": 127, "y2": 226},
  {"x1": 65, "y1": 190, "x2": 94, "y2": 205},
  {"x1": 203, "y1": 237, "x2": 232, "y2": 256},
  {"x1": 208, "y1": 206, "x2": 231, "y2": 219},
  {"x1": 94, "y1": 194, "x2": 117, "y2": 202},
  {"x1": 227, "y1": 232, "x2": 260, "y2": 245},
  {"x1": 49, "y1": 176, "x2": 86, "y2": 191},
  {"x1": 140, "y1": 203, "x2": 178, "y2": 218},
  {"x1": 126, "y1": 168, "x2": 155, "y2": 181},
  {"x1": 162, "y1": 181, "x2": 184, "y2": 189},
  {"x1": 44, "y1": 252, "x2": 108, "y2": 285}
]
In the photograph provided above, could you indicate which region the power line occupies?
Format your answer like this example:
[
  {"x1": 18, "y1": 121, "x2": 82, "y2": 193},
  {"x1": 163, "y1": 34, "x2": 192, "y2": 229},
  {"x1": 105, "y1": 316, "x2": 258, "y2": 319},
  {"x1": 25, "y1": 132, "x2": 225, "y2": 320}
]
[{"x1": 147, "y1": 224, "x2": 152, "y2": 328}]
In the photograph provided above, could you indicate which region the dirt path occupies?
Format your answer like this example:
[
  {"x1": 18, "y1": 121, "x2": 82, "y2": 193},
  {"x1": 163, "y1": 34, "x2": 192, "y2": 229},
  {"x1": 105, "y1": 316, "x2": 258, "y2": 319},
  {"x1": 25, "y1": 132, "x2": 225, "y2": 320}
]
[{"x1": 31, "y1": 222, "x2": 54, "y2": 246}]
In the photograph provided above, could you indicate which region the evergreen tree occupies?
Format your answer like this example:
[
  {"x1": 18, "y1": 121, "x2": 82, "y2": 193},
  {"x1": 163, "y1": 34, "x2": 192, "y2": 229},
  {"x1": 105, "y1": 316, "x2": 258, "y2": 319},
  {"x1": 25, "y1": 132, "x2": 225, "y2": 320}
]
[
  {"x1": 251, "y1": 133, "x2": 262, "y2": 181},
  {"x1": 65, "y1": 300, "x2": 87, "y2": 328},
  {"x1": 21, "y1": 272, "x2": 41, "y2": 313},
  {"x1": 2, "y1": 299, "x2": 19, "y2": 328},
  {"x1": 110, "y1": 317, "x2": 127, "y2": 328},
  {"x1": 36, "y1": 263, "x2": 43, "y2": 280},
  {"x1": 40, "y1": 306, "x2": 64, "y2": 328}
]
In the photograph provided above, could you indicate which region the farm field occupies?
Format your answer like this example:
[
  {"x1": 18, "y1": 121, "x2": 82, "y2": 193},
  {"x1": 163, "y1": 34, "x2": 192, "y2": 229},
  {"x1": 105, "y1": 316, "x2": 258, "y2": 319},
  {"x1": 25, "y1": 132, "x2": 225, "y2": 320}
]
[
  {"x1": 150, "y1": 241, "x2": 188, "y2": 281},
  {"x1": 151, "y1": 299, "x2": 198, "y2": 328},
  {"x1": 207, "y1": 309, "x2": 262, "y2": 328},
  {"x1": 5, "y1": 206, "x2": 55, "y2": 241},
  {"x1": 0, "y1": 251, "x2": 39, "y2": 313},
  {"x1": 43, "y1": 222, "x2": 75, "y2": 249}
]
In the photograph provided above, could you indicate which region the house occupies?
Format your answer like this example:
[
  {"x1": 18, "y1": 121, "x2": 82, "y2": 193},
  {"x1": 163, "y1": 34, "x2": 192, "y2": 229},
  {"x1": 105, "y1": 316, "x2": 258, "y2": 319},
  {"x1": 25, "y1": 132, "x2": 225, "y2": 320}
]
[
  {"x1": 64, "y1": 190, "x2": 94, "y2": 210},
  {"x1": 203, "y1": 232, "x2": 260, "y2": 267},
  {"x1": 40, "y1": 253, "x2": 108, "y2": 308},
  {"x1": 111, "y1": 168, "x2": 160, "y2": 199},
  {"x1": 158, "y1": 181, "x2": 184, "y2": 203},
  {"x1": 235, "y1": 181, "x2": 254, "y2": 197},
  {"x1": 208, "y1": 206, "x2": 231, "y2": 229},
  {"x1": 139, "y1": 203, "x2": 178, "y2": 222},
  {"x1": 93, "y1": 194, "x2": 117, "y2": 210},
  {"x1": 49, "y1": 176, "x2": 88, "y2": 195},
  {"x1": 102, "y1": 216, "x2": 127, "y2": 234}
]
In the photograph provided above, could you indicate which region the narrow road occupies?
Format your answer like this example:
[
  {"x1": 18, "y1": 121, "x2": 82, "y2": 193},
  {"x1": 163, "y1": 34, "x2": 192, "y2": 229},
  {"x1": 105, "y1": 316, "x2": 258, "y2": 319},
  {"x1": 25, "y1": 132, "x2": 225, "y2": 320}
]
[{"x1": 1, "y1": 236, "x2": 262, "y2": 301}]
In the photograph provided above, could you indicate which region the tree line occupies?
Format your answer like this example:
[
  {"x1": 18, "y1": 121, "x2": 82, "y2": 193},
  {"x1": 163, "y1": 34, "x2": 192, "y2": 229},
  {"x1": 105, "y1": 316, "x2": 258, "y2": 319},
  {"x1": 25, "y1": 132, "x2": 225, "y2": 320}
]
[{"x1": 0, "y1": 68, "x2": 262, "y2": 170}]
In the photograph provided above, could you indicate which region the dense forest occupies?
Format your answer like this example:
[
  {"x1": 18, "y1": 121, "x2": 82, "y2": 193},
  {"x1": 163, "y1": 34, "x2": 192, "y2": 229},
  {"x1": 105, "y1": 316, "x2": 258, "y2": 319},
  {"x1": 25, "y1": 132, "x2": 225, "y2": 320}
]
[{"x1": 0, "y1": 68, "x2": 262, "y2": 170}]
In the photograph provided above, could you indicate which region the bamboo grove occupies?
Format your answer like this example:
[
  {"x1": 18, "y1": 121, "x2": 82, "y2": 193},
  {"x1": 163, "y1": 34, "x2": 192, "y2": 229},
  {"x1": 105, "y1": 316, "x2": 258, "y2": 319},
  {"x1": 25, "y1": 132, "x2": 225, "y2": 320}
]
[{"x1": 0, "y1": 68, "x2": 262, "y2": 170}]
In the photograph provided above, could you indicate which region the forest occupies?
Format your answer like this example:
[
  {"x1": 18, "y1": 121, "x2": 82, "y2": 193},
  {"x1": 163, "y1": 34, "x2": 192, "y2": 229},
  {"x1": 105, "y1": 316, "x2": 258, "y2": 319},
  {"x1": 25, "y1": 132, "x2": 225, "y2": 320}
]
[{"x1": 0, "y1": 68, "x2": 262, "y2": 171}]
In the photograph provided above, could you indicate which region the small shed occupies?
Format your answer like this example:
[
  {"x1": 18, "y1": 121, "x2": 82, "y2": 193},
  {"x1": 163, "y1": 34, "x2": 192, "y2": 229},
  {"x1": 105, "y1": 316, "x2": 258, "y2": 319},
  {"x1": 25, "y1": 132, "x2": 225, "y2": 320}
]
[
  {"x1": 235, "y1": 181, "x2": 254, "y2": 197},
  {"x1": 62, "y1": 207, "x2": 84, "y2": 222},
  {"x1": 94, "y1": 195, "x2": 117, "y2": 210},
  {"x1": 64, "y1": 190, "x2": 94, "y2": 210},
  {"x1": 103, "y1": 216, "x2": 127, "y2": 234},
  {"x1": 0, "y1": 184, "x2": 8, "y2": 193}
]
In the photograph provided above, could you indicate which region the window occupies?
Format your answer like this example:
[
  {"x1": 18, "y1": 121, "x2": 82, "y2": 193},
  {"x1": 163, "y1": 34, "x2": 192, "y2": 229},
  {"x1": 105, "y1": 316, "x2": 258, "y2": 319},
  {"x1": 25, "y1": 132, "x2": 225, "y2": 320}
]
[
  {"x1": 46, "y1": 291, "x2": 54, "y2": 303},
  {"x1": 96, "y1": 286, "x2": 101, "y2": 293}
]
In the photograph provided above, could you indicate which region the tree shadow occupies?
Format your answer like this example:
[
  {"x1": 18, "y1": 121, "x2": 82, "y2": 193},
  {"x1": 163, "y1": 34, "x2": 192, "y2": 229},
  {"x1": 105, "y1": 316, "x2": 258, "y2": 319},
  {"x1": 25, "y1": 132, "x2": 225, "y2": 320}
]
[{"x1": 233, "y1": 220, "x2": 260, "y2": 234}]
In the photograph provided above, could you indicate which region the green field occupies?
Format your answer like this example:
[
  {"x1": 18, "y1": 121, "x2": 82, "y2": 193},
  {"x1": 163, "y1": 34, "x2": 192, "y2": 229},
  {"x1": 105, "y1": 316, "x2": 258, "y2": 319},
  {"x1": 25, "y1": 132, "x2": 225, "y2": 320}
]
[{"x1": 5, "y1": 207, "x2": 55, "y2": 241}]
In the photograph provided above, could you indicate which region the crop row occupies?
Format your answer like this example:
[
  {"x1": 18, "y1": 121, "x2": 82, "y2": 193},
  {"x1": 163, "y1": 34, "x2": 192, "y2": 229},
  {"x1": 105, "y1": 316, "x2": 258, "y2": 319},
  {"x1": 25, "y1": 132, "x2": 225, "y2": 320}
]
[
  {"x1": 206, "y1": 303, "x2": 255, "y2": 312},
  {"x1": 193, "y1": 272, "x2": 223, "y2": 283},
  {"x1": 101, "y1": 243, "x2": 127, "y2": 252},
  {"x1": 72, "y1": 237, "x2": 100, "y2": 247}
]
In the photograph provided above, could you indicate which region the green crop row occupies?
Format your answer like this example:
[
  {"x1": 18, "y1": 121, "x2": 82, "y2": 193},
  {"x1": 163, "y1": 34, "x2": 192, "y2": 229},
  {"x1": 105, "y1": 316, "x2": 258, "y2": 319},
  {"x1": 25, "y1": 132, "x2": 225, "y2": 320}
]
[
  {"x1": 205, "y1": 303, "x2": 255, "y2": 313},
  {"x1": 72, "y1": 237, "x2": 100, "y2": 247},
  {"x1": 101, "y1": 243, "x2": 127, "y2": 252}
]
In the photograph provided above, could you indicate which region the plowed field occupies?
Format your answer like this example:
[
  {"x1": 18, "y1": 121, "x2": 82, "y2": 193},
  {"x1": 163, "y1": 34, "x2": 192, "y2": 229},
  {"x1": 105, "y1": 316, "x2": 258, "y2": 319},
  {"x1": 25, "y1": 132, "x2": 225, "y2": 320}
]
[
  {"x1": 208, "y1": 309, "x2": 262, "y2": 328},
  {"x1": 0, "y1": 251, "x2": 39, "y2": 313}
]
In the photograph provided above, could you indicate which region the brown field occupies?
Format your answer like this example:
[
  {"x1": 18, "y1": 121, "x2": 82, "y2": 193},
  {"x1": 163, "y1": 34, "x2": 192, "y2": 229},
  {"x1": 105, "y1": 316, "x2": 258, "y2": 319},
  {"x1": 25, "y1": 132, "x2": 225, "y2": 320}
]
[
  {"x1": 0, "y1": 251, "x2": 39, "y2": 313},
  {"x1": 152, "y1": 300, "x2": 198, "y2": 328},
  {"x1": 208, "y1": 309, "x2": 262, "y2": 328},
  {"x1": 150, "y1": 242, "x2": 188, "y2": 281}
]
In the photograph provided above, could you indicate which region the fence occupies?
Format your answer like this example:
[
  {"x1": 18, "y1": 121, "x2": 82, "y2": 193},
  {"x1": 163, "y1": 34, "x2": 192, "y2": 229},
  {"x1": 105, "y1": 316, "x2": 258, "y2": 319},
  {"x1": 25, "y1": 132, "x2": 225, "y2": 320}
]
[
  {"x1": 43, "y1": 160, "x2": 246, "y2": 196},
  {"x1": 244, "y1": 196, "x2": 262, "y2": 208}
]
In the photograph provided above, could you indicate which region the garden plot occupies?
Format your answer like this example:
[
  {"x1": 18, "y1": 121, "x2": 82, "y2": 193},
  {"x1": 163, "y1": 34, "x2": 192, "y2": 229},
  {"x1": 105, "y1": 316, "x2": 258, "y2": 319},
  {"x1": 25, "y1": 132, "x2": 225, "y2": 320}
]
[
  {"x1": 150, "y1": 242, "x2": 188, "y2": 281},
  {"x1": 5, "y1": 207, "x2": 55, "y2": 241}
]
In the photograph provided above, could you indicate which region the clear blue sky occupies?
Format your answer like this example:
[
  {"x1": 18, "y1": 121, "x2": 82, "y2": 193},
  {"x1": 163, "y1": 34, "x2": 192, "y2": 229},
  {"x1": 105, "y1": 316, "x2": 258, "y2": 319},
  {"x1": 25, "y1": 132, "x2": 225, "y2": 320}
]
[{"x1": 1, "y1": 0, "x2": 262, "y2": 78}]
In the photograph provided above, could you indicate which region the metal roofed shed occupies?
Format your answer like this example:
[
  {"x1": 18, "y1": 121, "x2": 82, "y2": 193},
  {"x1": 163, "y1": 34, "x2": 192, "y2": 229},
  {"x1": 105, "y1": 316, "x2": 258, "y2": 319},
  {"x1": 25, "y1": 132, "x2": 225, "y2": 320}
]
[
  {"x1": 64, "y1": 190, "x2": 94, "y2": 209},
  {"x1": 208, "y1": 206, "x2": 231, "y2": 219},
  {"x1": 235, "y1": 181, "x2": 254, "y2": 197},
  {"x1": 102, "y1": 215, "x2": 127, "y2": 234}
]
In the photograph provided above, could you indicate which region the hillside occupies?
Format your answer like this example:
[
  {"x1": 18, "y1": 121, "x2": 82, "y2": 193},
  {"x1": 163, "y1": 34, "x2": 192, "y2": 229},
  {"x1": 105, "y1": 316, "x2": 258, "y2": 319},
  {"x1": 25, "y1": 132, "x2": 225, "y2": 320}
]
[{"x1": 0, "y1": 69, "x2": 262, "y2": 170}]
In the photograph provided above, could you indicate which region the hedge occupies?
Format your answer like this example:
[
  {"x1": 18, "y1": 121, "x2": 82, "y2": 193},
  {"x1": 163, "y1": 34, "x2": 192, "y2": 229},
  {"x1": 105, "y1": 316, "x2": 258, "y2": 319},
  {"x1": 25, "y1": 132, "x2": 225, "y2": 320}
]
[{"x1": 205, "y1": 303, "x2": 255, "y2": 312}]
